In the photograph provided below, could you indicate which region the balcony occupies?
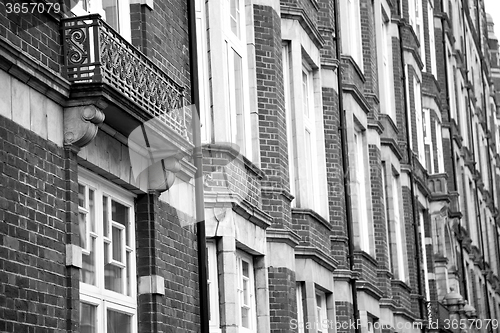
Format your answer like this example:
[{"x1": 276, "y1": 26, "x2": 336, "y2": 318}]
[{"x1": 61, "y1": 15, "x2": 190, "y2": 143}]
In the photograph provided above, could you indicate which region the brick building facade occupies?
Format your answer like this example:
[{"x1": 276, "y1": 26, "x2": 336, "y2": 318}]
[{"x1": 1, "y1": 0, "x2": 500, "y2": 333}]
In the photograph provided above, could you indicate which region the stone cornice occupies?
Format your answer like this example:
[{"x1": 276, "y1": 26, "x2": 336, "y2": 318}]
[
  {"x1": 266, "y1": 227, "x2": 302, "y2": 248},
  {"x1": 0, "y1": 36, "x2": 70, "y2": 105},
  {"x1": 295, "y1": 245, "x2": 338, "y2": 272},
  {"x1": 281, "y1": 6, "x2": 325, "y2": 49}
]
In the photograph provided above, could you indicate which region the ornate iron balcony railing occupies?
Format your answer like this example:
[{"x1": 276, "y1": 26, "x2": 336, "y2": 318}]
[{"x1": 62, "y1": 15, "x2": 189, "y2": 141}]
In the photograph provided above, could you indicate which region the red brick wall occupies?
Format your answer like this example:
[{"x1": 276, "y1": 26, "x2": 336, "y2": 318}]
[
  {"x1": 0, "y1": 114, "x2": 77, "y2": 332},
  {"x1": 130, "y1": 1, "x2": 191, "y2": 96},
  {"x1": 269, "y1": 267, "x2": 297, "y2": 332},
  {"x1": 0, "y1": 3, "x2": 62, "y2": 72},
  {"x1": 136, "y1": 193, "x2": 200, "y2": 333}
]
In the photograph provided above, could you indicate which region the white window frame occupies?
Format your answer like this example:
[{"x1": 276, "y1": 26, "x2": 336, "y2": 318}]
[
  {"x1": 296, "y1": 283, "x2": 305, "y2": 333},
  {"x1": 391, "y1": 174, "x2": 406, "y2": 282},
  {"x1": 79, "y1": 168, "x2": 137, "y2": 333},
  {"x1": 236, "y1": 251, "x2": 256, "y2": 333},
  {"x1": 378, "y1": 13, "x2": 395, "y2": 119},
  {"x1": 73, "y1": 0, "x2": 131, "y2": 42},
  {"x1": 415, "y1": 0, "x2": 425, "y2": 69},
  {"x1": 302, "y1": 63, "x2": 319, "y2": 209},
  {"x1": 354, "y1": 129, "x2": 371, "y2": 254},
  {"x1": 435, "y1": 121, "x2": 444, "y2": 173},
  {"x1": 419, "y1": 211, "x2": 431, "y2": 303},
  {"x1": 423, "y1": 108, "x2": 434, "y2": 172},
  {"x1": 196, "y1": 0, "x2": 212, "y2": 143},
  {"x1": 342, "y1": 0, "x2": 363, "y2": 68},
  {"x1": 428, "y1": 0, "x2": 437, "y2": 76},
  {"x1": 224, "y1": 0, "x2": 252, "y2": 157},
  {"x1": 381, "y1": 163, "x2": 392, "y2": 272},
  {"x1": 414, "y1": 77, "x2": 425, "y2": 165},
  {"x1": 283, "y1": 43, "x2": 296, "y2": 203},
  {"x1": 315, "y1": 291, "x2": 328, "y2": 333},
  {"x1": 207, "y1": 241, "x2": 221, "y2": 333}
]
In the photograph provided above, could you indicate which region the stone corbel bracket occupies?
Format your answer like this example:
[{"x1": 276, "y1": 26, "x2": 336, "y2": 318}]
[{"x1": 64, "y1": 105, "x2": 105, "y2": 148}]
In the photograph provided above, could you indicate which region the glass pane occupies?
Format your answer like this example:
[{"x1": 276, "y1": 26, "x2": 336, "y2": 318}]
[
  {"x1": 112, "y1": 201, "x2": 129, "y2": 245},
  {"x1": 103, "y1": 0, "x2": 119, "y2": 32},
  {"x1": 103, "y1": 196, "x2": 109, "y2": 237},
  {"x1": 230, "y1": 0, "x2": 239, "y2": 36},
  {"x1": 241, "y1": 307, "x2": 250, "y2": 328},
  {"x1": 89, "y1": 190, "x2": 95, "y2": 232},
  {"x1": 302, "y1": 72, "x2": 309, "y2": 117},
  {"x1": 233, "y1": 51, "x2": 245, "y2": 150},
  {"x1": 126, "y1": 251, "x2": 131, "y2": 296},
  {"x1": 104, "y1": 242, "x2": 109, "y2": 264},
  {"x1": 112, "y1": 227, "x2": 122, "y2": 262},
  {"x1": 242, "y1": 260, "x2": 249, "y2": 278},
  {"x1": 107, "y1": 309, "x2": 131, "y2": 333},
  {"x1": 78, "y1": 184, "x2": 85, "y2": 207},
  {"x1": 81, "y1": 237, "x2": 96, "y2": 285},
  {"x1": 80, "y1": 302, "x2": 97, "y2": 333},
  {"x1": 105, "y1": 263, "x2": 123, "y2": 293},
  {"x1": 79, "y1": 212, "x2": 87, "y2": 249},
  {"x1": 243, "y1": 279, "x2": 249, "y2": 304}
]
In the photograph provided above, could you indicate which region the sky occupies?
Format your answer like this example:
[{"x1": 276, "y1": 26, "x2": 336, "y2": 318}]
[{"x1": 484, "y1": 0, "x2": 500, "y2": 38}]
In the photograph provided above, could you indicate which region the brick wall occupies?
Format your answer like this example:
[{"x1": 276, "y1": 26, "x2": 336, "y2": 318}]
[
  {"x1": 322, "y1": 86, "x2": 349, "y2": 266},
  {"x1": 335, "y1": 301, "x2": 355, "y2": 333},
  {"x1": 0, "y1": 114, "x2": 76, "y2": 332},
  {"x1": 268, "y1": 267, "x2": 297, "y2": 332},
  {"x1": 136, "y1": 193, "x2": 200, "y2": 333},
  {"x1": 0, "y1": 3, "x2": 61, "y2": 72},
  {"x1": 254, "y1": 4, "x2": 291, "y2": 229},
  {"x1": 130, "y1": 1, "x2": 191, "y2": 96}
]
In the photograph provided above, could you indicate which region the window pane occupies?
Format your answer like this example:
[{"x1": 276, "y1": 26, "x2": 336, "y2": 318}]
[
  {"x1": 81, "y1": 237, "x2": 96, "y2": 285},
  {"x1": 89, "y1": 189, "x2": 95, "y2": 232},
  {"x1": 103, "y1": 0, "x2": 119, "y2": 32},
  {"x1": 78, "y1": 185, "x2": 86, "y2": 207},
  {"x1": 112, "y1": 201, "x2": 129, "y2": 245},
  {"x1": 230, "y1": 0, "x2": 240, "y2": 37},
  {"x1": 243, "y1": 279, "x2": 249, "y2": 304},
  {"x1": 103, "y1": 196, "x2": 109, "y2": 237},
  {"x1": 233, "y1": 51, "x2": 245, "y2": 152},
  {"x1": 112, "y1": 226, "x2": 122, "y2": 262},
  {"x1": 241, "y1": 307, "x2": 250, "y2": 328},
  {"x1": 79, "y1": 212, "x2": 87, "y2": 249},
  {"x1": 107, "y1": 309, "x2": 131, "y2": 333},
  {"x1": 105, "y1": 264, "x2": 123, "y2": 293},
  {"x1": 80, "y1": 302, "x2": 97, "y2": 333},
  {"x1": 242, "y1": 260, "x2": 249, "y2": 278},
  {"x1": 126, "y1": 251, "x2": 131, "y2": 296},
  {"x1": 302, "y1": 72, "x2": 309, "y2": 117}
]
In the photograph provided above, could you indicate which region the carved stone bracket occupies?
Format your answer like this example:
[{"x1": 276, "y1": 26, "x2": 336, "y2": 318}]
[{"x1": 64, "y1": 105, "x2": 105, "y2": 148}]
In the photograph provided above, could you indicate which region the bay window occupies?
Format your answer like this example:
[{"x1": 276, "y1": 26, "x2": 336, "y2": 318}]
[{"x1": 79, "y1": 170, "x2": 137, "y2": 333}]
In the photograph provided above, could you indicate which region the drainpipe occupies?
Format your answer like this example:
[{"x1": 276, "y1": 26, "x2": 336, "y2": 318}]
[
  {"x1": 397, "y1": 1, "x2": 426, "y2": 327},
  {"x1": 333, "y1": 0, "x2": 360, "y2": 331},
  {"x1": 187, "y1": 1, "x2": 209, "y2": 332}
]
